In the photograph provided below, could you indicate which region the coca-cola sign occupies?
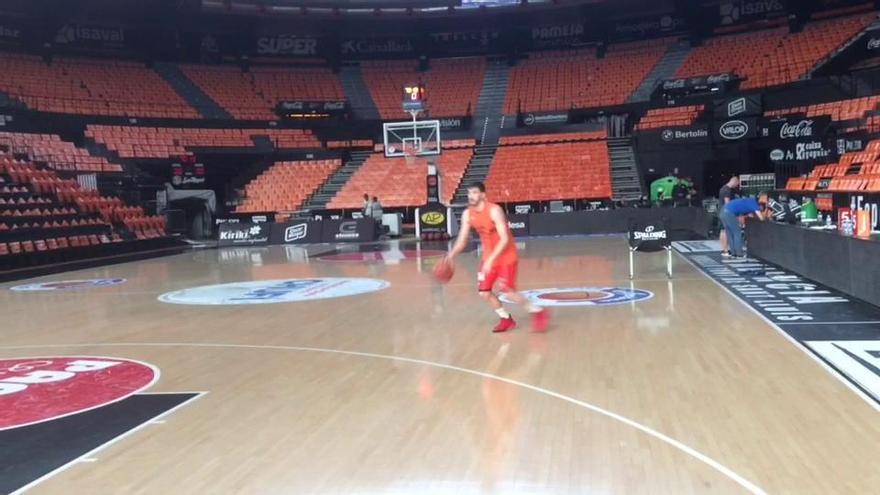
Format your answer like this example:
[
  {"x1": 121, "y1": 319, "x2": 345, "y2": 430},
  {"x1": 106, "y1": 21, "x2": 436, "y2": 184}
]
[
  {"x1": 762, "y1": 116, "x2": 830, "y2": 142},
  {"x1": 779, "y1": 120, "x2": 815, "y2": 139}
]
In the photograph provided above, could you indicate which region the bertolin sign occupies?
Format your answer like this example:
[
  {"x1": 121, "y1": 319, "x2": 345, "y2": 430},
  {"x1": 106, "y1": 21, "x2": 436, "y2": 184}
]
[{"x1": 661, "y1": 127, "x2": 709, "y2": 142}]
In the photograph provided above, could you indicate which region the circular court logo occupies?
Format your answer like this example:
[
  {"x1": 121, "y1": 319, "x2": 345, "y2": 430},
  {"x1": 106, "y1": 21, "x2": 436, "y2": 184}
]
[
  {"x1": 0, "y1": 356, "x2": 157, "y2": 430},
  {"x1": 502, "y1": 287, "x2": 654, "y2": 307},
  {"x1": 10, "y1": 278, "x2": 126, "y2": 291},
  {"x1": 158, "y1": 277, "x2": 390, "y2": 305}
]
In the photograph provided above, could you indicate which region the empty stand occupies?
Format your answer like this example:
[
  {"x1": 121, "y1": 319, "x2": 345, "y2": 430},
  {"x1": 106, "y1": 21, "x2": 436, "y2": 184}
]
[
  {"x1": 766, "y1": 95, "x2": 880, "y2": 121},
  {"x1": 0, "y1": 154, "x2": 166, "y2": 263},
  {"x1": 361, "y1": 58, "x2": 485, "y2": 120},
  {"x1": 504, "y1": 40, "x2": 671, "y2": 114},
  {"x1": 499, "y1": 131, "x2": 607, "y2": 146},
  {"x1": 785, "y1": 140, "x2": 880, "y2": 192},
  {"x1": 181, "y1": 64, "x2": 344, "y2": 120},
  {"x1": 236, "y1": 160, "x2": 341, "y2": 213},
  {"x1": 86, "y1": 126, "x2": 320, "y2": 159},
  {"x1": 486, "y1": 138, "x2": 611, "y2": 202},
  {"x1": 327, "y1": 148, "x2": 473, "y2": 208},
  {"x1": 676, "y1": 14, "x2": 874, "y2": 89},
  {"x1": 635, "y1": 105, "x2": 704, "y2": 130},
  {"x1": 0, "y1": 132, "x2": 122, "y2": 173},
  {"x1": 0, "y1": 53, "x2": 198, "y2": 118}
]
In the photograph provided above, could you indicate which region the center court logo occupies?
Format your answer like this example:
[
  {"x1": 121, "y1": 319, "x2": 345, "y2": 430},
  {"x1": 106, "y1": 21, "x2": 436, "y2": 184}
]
[
  {"x1": 158, "y1": 277, "x2": 390, "y2": 305},
  {"x1": 10, "y1": 278, "x2": 126, "y2": 291},
  {"x1": 501, "y1": 287, "x2": 653, "y2": 307}
]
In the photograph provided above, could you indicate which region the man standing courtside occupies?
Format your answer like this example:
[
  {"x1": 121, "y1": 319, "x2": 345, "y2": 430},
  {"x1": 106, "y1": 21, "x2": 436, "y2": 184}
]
[
  {"x1": 445, "y1": 182, "x2": 549, "y2": 333},
  {"x1": 718, "y1": 176, "x2": 740, "y2": 257},
  {"x1": 719, "y1": 192, "x2": 768, "y2": 259}
]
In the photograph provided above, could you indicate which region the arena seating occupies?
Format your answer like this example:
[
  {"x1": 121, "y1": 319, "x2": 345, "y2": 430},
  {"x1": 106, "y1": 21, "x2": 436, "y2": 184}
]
[
  {"x1": 0, "y1": 132, "x2": 123, "y2": 173},
  {"x1": 635, "y1": 106, "x2": 704, "y2": 130},
  {"x1": 236, "y1": 160, "x2": 341, "y2": 213},
  {"x1": 86, "y1": 125, "x2": 320, "y2": 159},
  {"x1": 499, "y1": 131, "x2": 606, "y2": 146},
  {"x1": 504, "y1": 40, "x2": 671, "y2": 114},
  {"x1": 676, "y1": 14, "x2": 874, "y2": 89},
  {"x1": 0, "y1": 53, "x2": 198, "y2": 118},
  {"x1": 327, "y1": 140, "x2": 373, "y2": 150},
  {"x1": 361, "y1": 58, "x2": 485, "y2": 119},
  {"x1": 766, "y1": 95, "x2": 880, "y2": 121},
  {"x1": 486, "y1": 137, "x2": 611, "y2": 201},
  {"x1": 785, "y1": 140, "x2": 880, "y2": 192},
  {"x1": 0, "y1": 154, "x2": 166, "y2": 261},
  {"x1": 327, "y1": 148, "x2": 473, "y2": 208},
  {"x1": 181, "y1": 64, "x2": 345, "y2": 120}
]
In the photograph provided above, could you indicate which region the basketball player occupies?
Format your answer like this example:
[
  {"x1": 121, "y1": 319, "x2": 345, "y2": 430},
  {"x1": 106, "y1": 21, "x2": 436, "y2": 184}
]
[{"x1": 445, "y1": 182, "x2": 549, "y2": 333}]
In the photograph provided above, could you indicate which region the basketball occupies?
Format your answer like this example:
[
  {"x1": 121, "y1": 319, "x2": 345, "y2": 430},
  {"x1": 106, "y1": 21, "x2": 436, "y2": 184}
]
[{"x1": 432, "y1": 258, "x2": 455, "y2": 283}]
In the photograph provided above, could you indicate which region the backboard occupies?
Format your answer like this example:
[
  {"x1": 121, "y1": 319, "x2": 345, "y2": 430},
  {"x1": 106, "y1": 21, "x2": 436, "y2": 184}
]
[{"x1": 383, "y1": 119, "x2": 441, "y2": 158}]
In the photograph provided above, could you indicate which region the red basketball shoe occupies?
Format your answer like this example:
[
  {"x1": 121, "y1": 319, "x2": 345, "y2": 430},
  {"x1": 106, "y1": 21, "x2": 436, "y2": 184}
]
[
  {"x1": 492, "y1": 316, "x2": 517, "y2": 333},
  {"x1": 531, "y1": 308, "x2": 550, "y2": 333}
]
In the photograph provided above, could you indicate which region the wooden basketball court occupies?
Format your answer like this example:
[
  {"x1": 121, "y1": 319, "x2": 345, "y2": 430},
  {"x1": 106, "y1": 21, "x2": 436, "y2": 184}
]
[{"x1": 2, "y1": 236, "x2": 879, "y2": 494}]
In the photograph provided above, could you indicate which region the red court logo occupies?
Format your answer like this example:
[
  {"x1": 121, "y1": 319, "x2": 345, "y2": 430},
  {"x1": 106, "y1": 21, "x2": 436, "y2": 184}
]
[{"x1": 0, "y1": 357, "x2": 158, "y2": 430}]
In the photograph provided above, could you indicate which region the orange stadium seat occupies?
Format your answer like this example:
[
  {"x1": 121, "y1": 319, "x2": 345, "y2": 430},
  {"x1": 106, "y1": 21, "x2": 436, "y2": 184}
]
[
  {"x1": 85, "y1": 126, "x2": 321, "y2": 159},
  {"x1": 505, "y1": 39, "x2": 672, "y2": 114},
  {"x1": 766, "y1": 95, "x2": 880, "y2": 121},
  {"x1": 0, "y1": 132, "x2": 123, "y2": 173},
  {"x1": 486, "y1": 140, "x2": 611, "y2": 202},
  {"x1": 635, "y1": 106, "x2": 705, "y2": 130},
  {"x1": 0, "y1": 54, "x2": 199, "y2": 118},
  {"x1": 676, "y1": 13, "x2": 874, "y2": 90},
  {"x1": 327, "y1": 148, "x2": 473, "y2": 208},
  {"x1": 361, "y1": 58, "x2": 485, "y2": 120},
  {"x1": 236, "y1": 160, "x2": 342, "y2": 213},
  {"x1": 180, "y1": 64, "x2": 345, "y2": 120}
]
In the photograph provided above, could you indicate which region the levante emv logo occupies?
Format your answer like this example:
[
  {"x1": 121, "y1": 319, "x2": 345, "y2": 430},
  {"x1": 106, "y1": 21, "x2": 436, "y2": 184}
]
[{"x1": 503, "y1": 287, "x2": 654, "y2": 307}]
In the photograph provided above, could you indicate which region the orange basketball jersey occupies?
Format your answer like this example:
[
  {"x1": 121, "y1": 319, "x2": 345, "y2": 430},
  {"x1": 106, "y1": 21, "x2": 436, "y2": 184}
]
[{"x1": 468, "y1": 202, "x2": 518, "y2": 266}]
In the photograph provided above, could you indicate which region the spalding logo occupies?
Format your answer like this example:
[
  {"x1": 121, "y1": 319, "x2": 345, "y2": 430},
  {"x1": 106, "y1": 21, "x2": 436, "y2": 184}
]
[
  {"x1": 0, "y1": 356, "x2": 158, "y2": 430},
  {"x1": 421, "y1": 211, "x2": 445, "y2": 225}
]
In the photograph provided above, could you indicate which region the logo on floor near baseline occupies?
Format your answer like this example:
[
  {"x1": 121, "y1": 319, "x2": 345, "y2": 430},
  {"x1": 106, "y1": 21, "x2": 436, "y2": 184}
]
[
  {"x1": 0, "y1": 356, "x2": 158, "y2": 430},
  {"x1": 501, "y1": 287, "x2": 653, "y2": 307},
  {"x1": 157, "y1": 277, "x2": 390, "y2": 305},
  {"x1": 9, "y1": 278, "x2": 127, "y2": 291}
]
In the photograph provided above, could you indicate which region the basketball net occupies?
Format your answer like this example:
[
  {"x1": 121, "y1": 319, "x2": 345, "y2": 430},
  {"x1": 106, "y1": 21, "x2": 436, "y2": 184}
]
[{"x1": 403, "y1": 142, "x2": 418, "y2": 167}]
